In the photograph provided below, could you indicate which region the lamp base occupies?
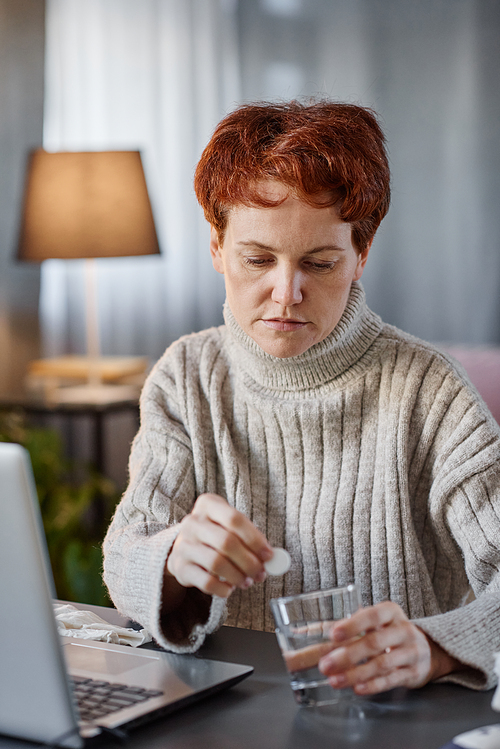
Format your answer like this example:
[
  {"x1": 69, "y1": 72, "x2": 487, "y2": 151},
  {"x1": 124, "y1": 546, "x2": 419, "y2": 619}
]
[
  {"x1": 27, "y1": 355, "x2": 148, "y2": 382},
  {"x1": 46, "y1": 383, "x2": 141, "y2": 405},
  {"x1": 25, "y1": 356, "x2": 148, "y2": 405}
]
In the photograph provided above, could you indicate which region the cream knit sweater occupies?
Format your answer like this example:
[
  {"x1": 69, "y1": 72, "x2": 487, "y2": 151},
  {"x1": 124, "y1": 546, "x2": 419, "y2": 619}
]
[{"x1": 103, "y1": 283, "x2": 500, "y2": 689}]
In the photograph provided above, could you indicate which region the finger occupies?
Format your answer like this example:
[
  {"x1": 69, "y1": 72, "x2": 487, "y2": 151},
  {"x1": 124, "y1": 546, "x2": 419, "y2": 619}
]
[
  {"x1": 167, "y1": 534, "x2": 239, "y2": 596},
  {"x1": 194, "y1": 494, "x2": 273, "y2": 560},
  {"x1": 181, "y1": 535, "x2": 257, "y2": 589},
  {"x1": 321, "y1": 620, "x2": 433, "y2": 694},
  {"x1": 353, "y1": 665, "x2": 424, "y2": 696},
  {"x1": 351, "y1": 628, "x2": 433, "y2": 693},
  {"x1": 321, "y1": 621, "x2": 409, "y2": 674},
  {"x1": 193, "y1": 494, "x2": 273, "y2": 561},
  {"x1": 179, "y1": 512, "x2": 268, "y2": 582},
  {"x1": 167, "y1": 533, "x2": 241, "y2": 591},
  {"x1": 323, "y1": 643, "x2": 409, "y2": 689},
  {"x1": 174, "y1": 560, "x2": 236, "y2": 598},
  {"x1": 329, "y1": 600, "x2": 407, "y2": 643}
]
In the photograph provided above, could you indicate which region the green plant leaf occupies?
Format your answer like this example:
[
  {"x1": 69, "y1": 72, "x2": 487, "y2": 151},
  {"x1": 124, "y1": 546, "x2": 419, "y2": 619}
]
[{"x1": 0, "y1": 409, "x2": 120, "y2": 605}]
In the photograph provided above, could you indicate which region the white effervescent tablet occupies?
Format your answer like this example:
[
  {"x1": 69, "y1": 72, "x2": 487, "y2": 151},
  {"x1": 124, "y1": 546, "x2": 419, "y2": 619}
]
[{"x1": 264, "y1": 548, "x2": 291, "y2": 576}]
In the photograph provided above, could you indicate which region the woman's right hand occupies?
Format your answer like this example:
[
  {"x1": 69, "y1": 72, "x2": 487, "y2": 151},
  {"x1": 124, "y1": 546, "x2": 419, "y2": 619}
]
[{"x1": 165, "y1": 493, "x2": 274, "y2": 598}]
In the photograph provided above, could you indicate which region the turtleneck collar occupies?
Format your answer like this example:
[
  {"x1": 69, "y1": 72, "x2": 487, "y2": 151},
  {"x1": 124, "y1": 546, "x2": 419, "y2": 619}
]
[{"x1": 222, "y1": 281, "x2": 383, "y2": 393}]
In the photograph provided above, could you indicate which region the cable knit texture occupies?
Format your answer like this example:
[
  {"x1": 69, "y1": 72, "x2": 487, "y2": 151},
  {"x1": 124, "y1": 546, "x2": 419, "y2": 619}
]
[{"x1": 103, "y1": 282, "x2": 500, "y2": 688}]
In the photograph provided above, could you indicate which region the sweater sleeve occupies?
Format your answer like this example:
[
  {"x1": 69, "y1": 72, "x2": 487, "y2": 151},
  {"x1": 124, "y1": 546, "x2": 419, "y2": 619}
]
[
  {"x1": 413, "y1": 420, "x2": 500, "y2": 690},
  {"x1": 102, "y1": 361, "x2": 227, "y2": 653}
]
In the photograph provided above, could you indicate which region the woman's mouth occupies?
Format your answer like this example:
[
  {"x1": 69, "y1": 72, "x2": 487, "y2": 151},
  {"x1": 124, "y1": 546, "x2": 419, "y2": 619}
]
[{"x1": 262, "y1": 318, "x2": 308, "y2": 332}]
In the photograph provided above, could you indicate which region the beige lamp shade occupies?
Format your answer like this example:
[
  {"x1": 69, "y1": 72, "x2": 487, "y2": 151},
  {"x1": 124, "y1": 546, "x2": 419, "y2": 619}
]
[{"x1": 18, "y1": 149, "x2": 160, "y2": 260}]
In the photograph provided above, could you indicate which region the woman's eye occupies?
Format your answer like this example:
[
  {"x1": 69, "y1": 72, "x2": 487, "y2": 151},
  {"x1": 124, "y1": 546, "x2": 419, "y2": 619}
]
[
  {"x1": 307, "y1": 261, "x2": 336, "y2": 271},
  {"x1": 244, "y1": 257, "x2": 272, "y2": 267}
]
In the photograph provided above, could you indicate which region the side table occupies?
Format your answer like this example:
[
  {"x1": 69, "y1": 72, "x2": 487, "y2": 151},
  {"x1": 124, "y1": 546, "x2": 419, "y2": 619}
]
[{"x1": 0, "y1": 393, "x2": 140, "y2": 478}]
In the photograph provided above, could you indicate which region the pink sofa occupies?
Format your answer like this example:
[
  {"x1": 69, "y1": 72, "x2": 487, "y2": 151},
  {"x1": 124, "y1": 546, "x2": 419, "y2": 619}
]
[{"x1": 439, "y1": 346, "x2": 500, "y2": 426}]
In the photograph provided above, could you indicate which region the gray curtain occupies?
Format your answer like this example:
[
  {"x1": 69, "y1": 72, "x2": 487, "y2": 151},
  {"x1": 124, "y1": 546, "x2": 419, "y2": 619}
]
[
  {"x1": 238, "y1": 0, "x2": 500, "y2": 344},
  {"x1": 41, "y1": 0, "x2": 500, "y2": 360},
  {"x1": 42, "y1": 0, "x2": 239, "y2": 362}
]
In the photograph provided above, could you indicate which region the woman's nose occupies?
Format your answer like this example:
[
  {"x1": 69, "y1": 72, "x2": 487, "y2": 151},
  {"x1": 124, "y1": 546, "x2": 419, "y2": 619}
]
[{"x1": 271, "y1": 267, "x2": 303, "y2": 306}]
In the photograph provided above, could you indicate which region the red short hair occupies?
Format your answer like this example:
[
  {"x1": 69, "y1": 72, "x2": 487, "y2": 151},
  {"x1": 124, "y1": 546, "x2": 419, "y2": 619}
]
[{"x1": 194, "y1": 100, "x2": 391, "y2": 252}]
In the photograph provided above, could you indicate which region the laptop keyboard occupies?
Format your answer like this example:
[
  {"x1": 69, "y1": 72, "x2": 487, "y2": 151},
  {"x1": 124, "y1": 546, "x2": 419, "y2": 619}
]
[{"x1": 71, "y1": 675, "x2": 163, "y2": 724}]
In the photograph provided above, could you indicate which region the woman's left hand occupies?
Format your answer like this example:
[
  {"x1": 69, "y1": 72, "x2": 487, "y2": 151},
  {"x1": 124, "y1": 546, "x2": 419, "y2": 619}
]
[{"x1": 318, "y1": 601, "x2": 459, "y2": 695}]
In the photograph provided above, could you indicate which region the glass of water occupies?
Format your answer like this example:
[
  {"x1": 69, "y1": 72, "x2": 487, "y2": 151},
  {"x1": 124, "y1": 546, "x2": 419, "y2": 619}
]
[{"x1": 270, "y1": 584, "x2": 362, "y2": 707}]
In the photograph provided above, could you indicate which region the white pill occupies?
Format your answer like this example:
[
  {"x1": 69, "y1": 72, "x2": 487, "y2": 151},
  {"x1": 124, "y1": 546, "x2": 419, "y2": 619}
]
[{"x1": 264, "y1": 548, "x2": 291, "y2": 576}]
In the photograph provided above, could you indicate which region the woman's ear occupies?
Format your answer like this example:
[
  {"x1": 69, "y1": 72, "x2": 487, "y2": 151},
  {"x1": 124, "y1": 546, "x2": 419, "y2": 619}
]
[
  {"x1": 353, "y1": 238, "x2": 373, "y2": 282},
  {"x1": 210, "y1": 226, "x2": 224, "y2": 274}
]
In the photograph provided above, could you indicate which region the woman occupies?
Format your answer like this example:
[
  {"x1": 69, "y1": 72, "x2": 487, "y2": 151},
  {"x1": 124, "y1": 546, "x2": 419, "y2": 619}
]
[{"x1": 103, "y1": 101, "x2": 500, "y2": 696}]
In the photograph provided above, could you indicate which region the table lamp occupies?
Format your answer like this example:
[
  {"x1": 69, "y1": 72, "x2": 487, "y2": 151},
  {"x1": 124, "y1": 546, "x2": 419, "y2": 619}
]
[{"x1": 17, "y1": 149, "x2": 161, "y2": 404}]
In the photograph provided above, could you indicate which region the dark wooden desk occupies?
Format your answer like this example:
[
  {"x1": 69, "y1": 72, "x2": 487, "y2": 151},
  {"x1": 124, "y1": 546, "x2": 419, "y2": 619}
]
[{"x1": 16, "y1": 602, "x2": 496, "y2": 749}]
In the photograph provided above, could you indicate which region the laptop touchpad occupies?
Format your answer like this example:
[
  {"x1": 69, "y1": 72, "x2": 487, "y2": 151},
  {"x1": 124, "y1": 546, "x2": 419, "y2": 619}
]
[{"x1": 64, "y1": 642, "x2": 159, "y2": 675}]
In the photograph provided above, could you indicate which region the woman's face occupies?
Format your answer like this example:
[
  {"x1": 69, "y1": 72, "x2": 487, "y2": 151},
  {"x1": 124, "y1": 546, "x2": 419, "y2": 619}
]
[{"x1": 210, "y1": 181, "x2": 371, "y2": 359}]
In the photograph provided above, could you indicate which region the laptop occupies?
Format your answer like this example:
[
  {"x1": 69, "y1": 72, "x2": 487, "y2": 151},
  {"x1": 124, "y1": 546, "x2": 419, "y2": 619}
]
[{"x1": 0, "y1": 442, "x2": 253, "y2": 747}]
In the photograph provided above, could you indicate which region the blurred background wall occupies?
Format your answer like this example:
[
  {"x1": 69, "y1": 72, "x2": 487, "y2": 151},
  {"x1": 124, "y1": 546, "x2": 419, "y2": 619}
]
[
  {"x1": 0, "y1": 0, "x2": 44, "y2": 394},
  {"x1": 40, "y1": 0, "x2": 500, "y2": 362},
  {"x1": 238, "y1": 0, "x2": 500, "y2": 345},
  {"x1": 1, "y1": 0, "x2": 499, "y2": 396}
]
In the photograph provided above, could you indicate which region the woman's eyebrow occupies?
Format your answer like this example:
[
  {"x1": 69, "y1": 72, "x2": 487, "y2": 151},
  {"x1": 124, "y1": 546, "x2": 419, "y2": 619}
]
[
  {"x1": 235, "y1": 241, "x2": 346, "y2": 253},
  {"x1": 236, "y1": 240, "x2": 275, "y2": 250}
]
